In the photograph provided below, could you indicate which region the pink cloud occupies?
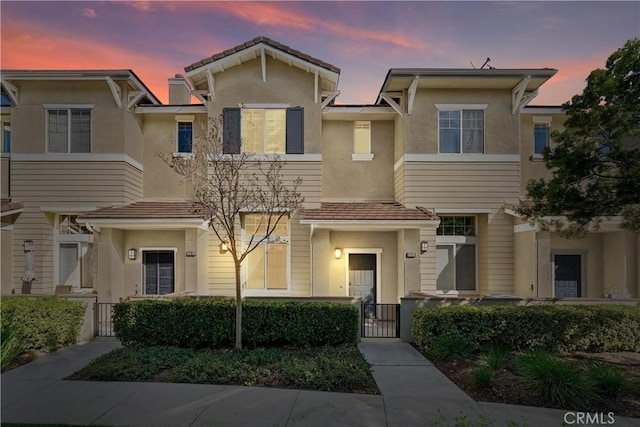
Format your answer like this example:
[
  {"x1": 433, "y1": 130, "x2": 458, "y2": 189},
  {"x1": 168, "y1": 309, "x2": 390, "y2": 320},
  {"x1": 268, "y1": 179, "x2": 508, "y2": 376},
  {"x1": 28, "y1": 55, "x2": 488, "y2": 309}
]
[
  {"x1": 82, "y1": 8, "x2": 97, "y2": 18},
  {"x1": 192, "y1": 2, "x2": 428, "y2": 50},
  {"x1": 0, "y1": 19, "x2": 181, "y2": 103}
]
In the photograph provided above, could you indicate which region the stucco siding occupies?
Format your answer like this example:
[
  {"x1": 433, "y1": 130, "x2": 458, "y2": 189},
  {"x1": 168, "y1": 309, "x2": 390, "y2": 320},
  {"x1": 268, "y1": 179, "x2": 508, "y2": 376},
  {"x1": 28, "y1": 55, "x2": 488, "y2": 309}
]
[{"x1": 403, "y1": 161, "x2": 520, "y2": 209}]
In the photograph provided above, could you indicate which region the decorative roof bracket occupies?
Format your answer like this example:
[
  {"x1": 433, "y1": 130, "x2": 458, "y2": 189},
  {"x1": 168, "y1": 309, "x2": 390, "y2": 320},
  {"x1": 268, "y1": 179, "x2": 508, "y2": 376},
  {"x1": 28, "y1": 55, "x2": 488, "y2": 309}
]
[
  {"x1": 378, "y1": 93, "x2": 402, "y2": 116},
  {"x1": 512, "y1": 76, "x2": 531, "y2": 114},
  {"x1": 105, "y1": 76, "x2": 122, "y2": 109},
  {"x1": 407, "y1": 76, "x2": 419, "y2": 115},
  {"x1": 1, "y1": 79, "x2": 18, "y2": 105}
]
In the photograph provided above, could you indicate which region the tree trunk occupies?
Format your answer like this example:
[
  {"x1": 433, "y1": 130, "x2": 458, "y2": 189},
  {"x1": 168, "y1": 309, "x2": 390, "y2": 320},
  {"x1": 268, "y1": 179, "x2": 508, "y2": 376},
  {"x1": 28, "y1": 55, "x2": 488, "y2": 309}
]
[{"x1": 234, "y1": 260, "x2": 242, "y2": 350}]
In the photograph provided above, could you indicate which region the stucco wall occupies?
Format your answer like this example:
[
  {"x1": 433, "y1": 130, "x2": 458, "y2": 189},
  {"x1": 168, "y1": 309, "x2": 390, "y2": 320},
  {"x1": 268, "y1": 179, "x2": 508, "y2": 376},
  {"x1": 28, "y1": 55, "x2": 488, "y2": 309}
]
[
  {"x1": 404, "y1": 89, "x2": 519, "y2": 155},
  {"x1": 321, "y1": 120, "x2": 394, "y2": 200},
  {"x1": 328, "y1": 231, "x2": 398, "y2": 303}
]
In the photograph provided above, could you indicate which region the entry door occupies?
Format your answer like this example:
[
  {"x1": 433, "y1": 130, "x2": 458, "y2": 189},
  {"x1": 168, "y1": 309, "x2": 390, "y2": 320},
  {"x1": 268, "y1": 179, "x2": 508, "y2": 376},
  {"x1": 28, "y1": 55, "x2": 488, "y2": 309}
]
[
  {"x1": 143, "y1": 251, "x2": 175, "y2": 295},
  {"x1": 349, "y1": 254, "x2": 376, "y2": 305},
  {"x1": 554, "y1": 254, "x2": 581, "y2": 297}
]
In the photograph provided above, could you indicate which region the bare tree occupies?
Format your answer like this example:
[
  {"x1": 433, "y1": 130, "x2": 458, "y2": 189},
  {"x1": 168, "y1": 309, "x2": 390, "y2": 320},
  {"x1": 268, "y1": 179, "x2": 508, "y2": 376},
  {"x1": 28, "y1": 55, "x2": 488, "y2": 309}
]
[{"x1": 164, "y1": 117, "x2": 304, "y2": 349}]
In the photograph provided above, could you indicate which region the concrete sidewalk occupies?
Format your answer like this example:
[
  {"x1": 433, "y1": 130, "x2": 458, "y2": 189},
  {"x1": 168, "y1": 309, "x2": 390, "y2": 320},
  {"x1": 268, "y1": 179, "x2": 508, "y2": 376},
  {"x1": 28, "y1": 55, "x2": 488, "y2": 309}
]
[{"x1": 1, "y1": 338, "x2": 638, "y2": 426}]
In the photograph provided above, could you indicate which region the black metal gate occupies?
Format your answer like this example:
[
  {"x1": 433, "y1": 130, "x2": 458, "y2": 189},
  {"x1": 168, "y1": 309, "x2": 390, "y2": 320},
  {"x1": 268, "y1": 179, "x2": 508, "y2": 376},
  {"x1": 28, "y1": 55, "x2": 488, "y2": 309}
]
[
  {"x1": 94, "y1": 302, "x2": 116, "y2": 337},
  {"x1": 361, "y1": 303, "x2": 400, "y2": 338}
]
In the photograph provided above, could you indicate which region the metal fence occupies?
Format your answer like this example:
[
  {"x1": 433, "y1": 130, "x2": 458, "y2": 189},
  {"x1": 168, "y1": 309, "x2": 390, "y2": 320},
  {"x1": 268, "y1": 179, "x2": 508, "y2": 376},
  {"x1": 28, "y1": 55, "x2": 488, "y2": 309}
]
[
  {"x1": 361, "y1": 303, "x2": 400, "y2": 338},
  {"x1": 94, "y1": 302, "x2": 116, "y2": 337}
]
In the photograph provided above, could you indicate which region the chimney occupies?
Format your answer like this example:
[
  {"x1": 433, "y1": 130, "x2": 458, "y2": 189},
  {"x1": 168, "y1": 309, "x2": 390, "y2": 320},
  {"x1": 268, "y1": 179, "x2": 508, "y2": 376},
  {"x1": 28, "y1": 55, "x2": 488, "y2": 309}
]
[{"x1": 168, "y1": 74, "x2": 191, "y2": 105}]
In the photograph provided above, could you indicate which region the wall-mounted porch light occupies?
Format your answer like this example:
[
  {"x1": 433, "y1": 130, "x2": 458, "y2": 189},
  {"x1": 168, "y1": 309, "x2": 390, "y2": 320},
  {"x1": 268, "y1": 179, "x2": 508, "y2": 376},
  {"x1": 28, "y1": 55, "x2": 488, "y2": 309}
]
[
  {"x1": 420, "y1": 241, "x2": 429, "y2": 254},
  {"x1": 334, "y1": 248, "x2": 342, "y2": 259},
  {"x1": 219, "y1": 242, "x2": 228, "y2": 254},
  {"x1": 128, "y1": 248, "x2": 137, "y2": 261}
]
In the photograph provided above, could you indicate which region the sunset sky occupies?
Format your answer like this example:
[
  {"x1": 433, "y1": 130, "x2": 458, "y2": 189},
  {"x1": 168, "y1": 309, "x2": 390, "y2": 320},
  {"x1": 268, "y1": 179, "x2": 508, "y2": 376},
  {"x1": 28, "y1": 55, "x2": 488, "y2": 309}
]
[{"x1": 1, "y1": 1, "x2": 638, "y2": 105}]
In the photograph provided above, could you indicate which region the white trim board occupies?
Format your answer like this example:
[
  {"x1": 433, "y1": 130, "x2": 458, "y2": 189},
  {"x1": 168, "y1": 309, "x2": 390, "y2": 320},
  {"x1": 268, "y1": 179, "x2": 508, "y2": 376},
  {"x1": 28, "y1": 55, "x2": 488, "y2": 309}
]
[{"x1": 11, "y1": 153, "x2": 144, "y2": 171}]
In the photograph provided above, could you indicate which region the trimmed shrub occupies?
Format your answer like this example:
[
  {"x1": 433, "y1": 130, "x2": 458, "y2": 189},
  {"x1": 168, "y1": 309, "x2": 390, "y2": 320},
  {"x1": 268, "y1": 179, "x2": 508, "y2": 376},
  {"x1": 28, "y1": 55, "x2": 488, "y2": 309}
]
[
  {"x1": 113, "y1": 298, "x2": 359, "y2": 348},
  {"x1": 0, "y1": 296, "x2": 85, "y2": 352},
  {"x1": 412, "y1": 304, "x2": 640, "y2": 354}
]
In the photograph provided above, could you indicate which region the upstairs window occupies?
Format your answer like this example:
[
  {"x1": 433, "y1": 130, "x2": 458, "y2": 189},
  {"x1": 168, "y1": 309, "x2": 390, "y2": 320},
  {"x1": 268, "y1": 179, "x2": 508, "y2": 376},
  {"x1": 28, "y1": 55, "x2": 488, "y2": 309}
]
[
  {"x1": 533, "y1": 117, "x2": 551, "y2": 158},
  {"x1": 223, "y1": 107, "x2": 304, "y2": 155},
  {"x1": 438, "y1": 107, "x2": 485, "y2": 154},
  {"x1": 177, "y1": 121, "x2": 193, "y2": 153},
  {"x1": 2, "y1": 123, "x2": 10, "y2": 153},
  {"x1": 47, "y1": 108, "x2": 91, "y2": 153},
  {"x1": 352, "y1": 121, "x2": 374, "y2": 161}
]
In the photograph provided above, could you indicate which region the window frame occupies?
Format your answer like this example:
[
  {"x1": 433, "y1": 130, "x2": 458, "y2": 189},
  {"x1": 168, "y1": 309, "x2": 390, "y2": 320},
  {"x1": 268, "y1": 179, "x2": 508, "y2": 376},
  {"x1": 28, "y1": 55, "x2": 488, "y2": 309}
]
[
  {"x1": 532, "y1": 116, "x2": 552, "y2": 159},
  {"x1": 44, "y1": 104, "x2": 93, "y2": 154},
  {"x1": 140, "y1": 247, "x2": 177, "y2": 296},
  {"x1": 54, "y1": 213, "x2": 93, "y2": 289},
  {"x1": 2, "y1": 122, "x2": 10, "y2": 153},
  {"x1": 175, "y1": 115, "x2": 194, "y2": 154},
  {"x1": 241, "y1": 107, "x2": 287, "y2": 154},
  {"x1": 352, "y1": 120, "x2": 374, "y2": 161},
  {"x1": 436, "y1": 104, "x2": 487, "y2": 154},
  {"x1": 241, "y1": 213, "x2": 291, "y2": 295},
  {"x1": 435, "y1": 215, "x2": 478, "y2": 294}
]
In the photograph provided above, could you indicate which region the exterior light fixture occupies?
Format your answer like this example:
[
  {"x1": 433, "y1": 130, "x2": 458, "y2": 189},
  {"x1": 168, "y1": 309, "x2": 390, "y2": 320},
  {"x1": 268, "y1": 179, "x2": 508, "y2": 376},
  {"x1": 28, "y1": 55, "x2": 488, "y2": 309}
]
[
  {"x1": 334, "y1": 248, "x2": 342, "y2": 259},
  {"x1": 128, "y1": 248, "x2": 137, "y2": 260},
  {"x1": 220, "y1": 242, "x2": 228, "y2": 254},
  {"x1": 420, "y1": 241, "x2": 429, "y2": 254}
]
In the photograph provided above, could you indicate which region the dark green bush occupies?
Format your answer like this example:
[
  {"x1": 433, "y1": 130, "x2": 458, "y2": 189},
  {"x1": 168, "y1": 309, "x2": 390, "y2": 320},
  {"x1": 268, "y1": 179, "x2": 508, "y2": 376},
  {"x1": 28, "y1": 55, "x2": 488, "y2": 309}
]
[
  {"x1": 113, "y1": 298, "x2": 358, "y2": 348},
  {"x1": 427, "y1": 335, "x2": 474, "y2": 360},
  {"x1": 412, "y1": 304, "x2": 640, "y2": 354},
  {"x1": 1, "y1": 296, "x2": 85, "y2": 351}
]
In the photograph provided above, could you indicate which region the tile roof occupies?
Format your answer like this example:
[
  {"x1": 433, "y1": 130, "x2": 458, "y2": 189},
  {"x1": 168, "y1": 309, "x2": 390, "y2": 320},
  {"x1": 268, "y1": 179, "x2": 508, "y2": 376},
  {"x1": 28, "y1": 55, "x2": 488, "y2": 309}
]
[
  {"x1": 300, "y1": 202, "x2": 438, "y2": 221},
  {"x1": 77, "y1": 201, "x2": 209, "y2": 220},
  {"x1": 184, "y1": 36, "x2": 340, "y2": 74}
]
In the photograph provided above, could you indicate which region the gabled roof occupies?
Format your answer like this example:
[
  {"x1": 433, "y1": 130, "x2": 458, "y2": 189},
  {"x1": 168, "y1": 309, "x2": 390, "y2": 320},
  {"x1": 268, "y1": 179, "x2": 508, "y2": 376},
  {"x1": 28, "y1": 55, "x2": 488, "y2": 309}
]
[
  {"x1": 185, "y1": 36, "x2": 340, "y2": 74},
  {"x1": 184, "y1": 36, "x2": 340, "y2": 98},
  {"x1": 300, "y1": 202, "x2": 438, "y2": 221}
]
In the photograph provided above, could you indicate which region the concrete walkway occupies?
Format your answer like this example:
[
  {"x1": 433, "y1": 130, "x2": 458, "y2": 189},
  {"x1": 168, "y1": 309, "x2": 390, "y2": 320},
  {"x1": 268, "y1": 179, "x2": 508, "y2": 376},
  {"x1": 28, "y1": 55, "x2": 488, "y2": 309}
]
[{"x1": 1, "y1": 338, "x2": 638, "y2": 427}]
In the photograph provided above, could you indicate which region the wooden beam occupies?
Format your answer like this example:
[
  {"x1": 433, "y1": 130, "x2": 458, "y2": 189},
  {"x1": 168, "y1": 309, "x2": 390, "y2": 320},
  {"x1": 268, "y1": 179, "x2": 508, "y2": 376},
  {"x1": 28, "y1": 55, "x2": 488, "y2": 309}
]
[
  {"x1": 512, "y1": 76, "x2": 531, "y2": 114},
  {"x1": 192, "y1": 90, "x2": 208, "y2": 105},
  {"x1": 1, "y1": 79, "x2": 18, "y2": 105},
  {"x1": 314, "y1": 71, "x2": 319, "y2": 104},
  {"x1": 206, "y1": 69, "x2": 216, "y2": 102},
  {"x1": 127, "y1": 90, "x2": 144, "y2": 110},
  {"x1": 261, "y1": 48, "x2": 267, "y2": 83},
  {"x1": 321, "y1": 90, "x2": 340, "y2": 108},
  {"x1": 407, "y1": 76, "x2": 419, "y2": 115},
  {"x1": 517, "y1": 89, "x2": 539, "y2": 113},
  {"x1": 378, "y1": 93, "x2": 402, "y2": 116},
  {"x1": 105, "y1": 77, "x2": 122, "y2": 108}
]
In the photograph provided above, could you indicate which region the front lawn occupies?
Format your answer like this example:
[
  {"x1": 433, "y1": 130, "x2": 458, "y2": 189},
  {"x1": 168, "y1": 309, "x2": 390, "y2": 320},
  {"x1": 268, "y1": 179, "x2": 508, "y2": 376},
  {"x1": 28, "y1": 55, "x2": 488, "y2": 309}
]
[{"x1": 67, "y1": 344, "x2": 379, "y2": 394}]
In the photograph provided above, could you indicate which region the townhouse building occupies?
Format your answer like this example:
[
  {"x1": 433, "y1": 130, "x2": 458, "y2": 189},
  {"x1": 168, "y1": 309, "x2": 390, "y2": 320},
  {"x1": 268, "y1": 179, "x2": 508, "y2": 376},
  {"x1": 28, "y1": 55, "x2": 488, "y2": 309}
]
[{"x1": 1, "y1": 37, "x2": 638, "y2": 312}]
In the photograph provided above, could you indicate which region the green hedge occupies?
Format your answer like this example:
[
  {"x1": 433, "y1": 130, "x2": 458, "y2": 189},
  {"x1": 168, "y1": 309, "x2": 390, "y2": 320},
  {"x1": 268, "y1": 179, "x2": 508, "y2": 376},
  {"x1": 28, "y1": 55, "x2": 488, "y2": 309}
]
[
  {"x1": 1, "y1": 296, "x2": 85, "y2": 351},
  {"x1": 113, "y1": 298, "x2": 358, "y2": 348},
  {"x1": 412, "y1": 304, "x2": 640, "y2": 354}
]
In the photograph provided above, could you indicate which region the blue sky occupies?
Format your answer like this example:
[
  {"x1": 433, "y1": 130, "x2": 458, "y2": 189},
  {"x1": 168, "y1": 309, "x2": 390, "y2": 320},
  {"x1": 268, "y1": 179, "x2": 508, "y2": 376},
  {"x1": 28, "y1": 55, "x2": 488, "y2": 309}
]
[{"x1": 2, "y1": 1, "x2": 638, "y2": 104}]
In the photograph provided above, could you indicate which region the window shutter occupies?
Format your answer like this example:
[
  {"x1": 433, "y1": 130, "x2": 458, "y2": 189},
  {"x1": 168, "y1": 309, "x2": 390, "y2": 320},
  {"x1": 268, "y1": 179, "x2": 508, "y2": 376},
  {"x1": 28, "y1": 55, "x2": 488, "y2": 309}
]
[
  {"x1": 285, "y1": 107, "x2": 304, "y2": 154},
  {"x1": 223, "y1": 107, "x2": 241, "y2": 154}
]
